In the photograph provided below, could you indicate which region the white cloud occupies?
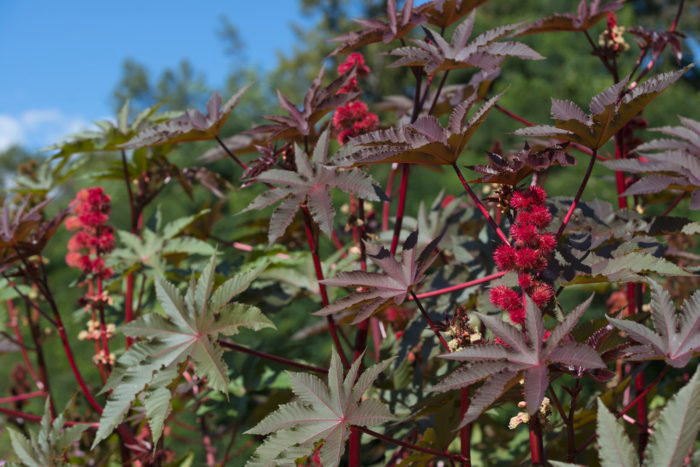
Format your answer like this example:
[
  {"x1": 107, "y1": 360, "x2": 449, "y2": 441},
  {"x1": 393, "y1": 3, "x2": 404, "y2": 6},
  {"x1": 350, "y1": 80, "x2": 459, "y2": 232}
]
[{"x1": 0, "y1": 109, "x2": 92, "y2": 151}]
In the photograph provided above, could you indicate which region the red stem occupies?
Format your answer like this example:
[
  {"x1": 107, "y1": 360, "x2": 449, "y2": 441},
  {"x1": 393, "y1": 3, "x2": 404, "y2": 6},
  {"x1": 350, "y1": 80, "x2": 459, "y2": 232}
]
[
  {"x1": 556, "y1": 149, "x2": 598, "y2": 238},
  {"x1": 0, "y1": 406, "x2": 98, "y2": 427},
  {"x1": 452, "y1": 163, "x2": 511, "y2": 246},
  {"x1": 300, "y1": 206, "x2": 350, "y2": 369},
  {"x1": 412, "y1": 272, "x2": 506, "y2": 300},
  {"x1": 215, "y1": 135, "x2": 247, "y2": 170},
  {"x1": 618, "y1": 367, "x2": 669, "y2": 418},
  {"x1": 529, "y1": 416, "x2": 544, "y2": 465},
  {"x1": 6, "y1": 299, "x2": 40, "y2": 385},
  {"x1": 382, "y1": 164, "x2": 398, "y2": 232},
  {"x1": 359, "y1": 427, "x2": 468, "y2": 463},
  {"x1": 0, "y1": 391, "x2": 47, "y2": 404},
  {"x1": 460, "y1": 388, "x2": 471, "y2": 466},
  {"x1": 410, "y1": 292, "x2": 450, "y2": 351},
  {"x1": 390, "y1": 164, "x2": 410, "y2": 255},
  {"x1": 218, "y1": 340, "x2": 327, "y2": 374},
  {"x1": 661, "y1": 191, "x2": 687, "y2": 216}
]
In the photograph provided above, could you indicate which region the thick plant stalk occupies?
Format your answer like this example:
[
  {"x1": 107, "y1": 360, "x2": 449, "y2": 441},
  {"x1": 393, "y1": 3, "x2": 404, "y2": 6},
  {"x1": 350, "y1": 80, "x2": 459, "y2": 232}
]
[
  {"x1": 452, "y1": 163, "x2": 511, "y2": 246},
  {"x1": 389, "y1": 164, "x2": 410, "y2": 255},
  {"x1": 301, "y1": 206, "x2": 350, "y2": 369},
  {"x1": 556, "y1": 150, "x2": 597, "y2": 238},
  {"x1": 529, "y1": 416, "x2": 544, "y2": 465}
]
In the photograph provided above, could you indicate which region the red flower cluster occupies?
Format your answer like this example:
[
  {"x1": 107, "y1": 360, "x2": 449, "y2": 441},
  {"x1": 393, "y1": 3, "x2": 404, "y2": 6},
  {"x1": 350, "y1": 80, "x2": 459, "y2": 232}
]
[
  {"x1": 333, "y1": 101, "x2": 379, "y2": 144},
  {"x1": 490, "y1": 186, "x2": 555, "y2": 324},
  {"x1": 333, "y1": 52, "x2": 378, "y2": 144},
  {"x1": 337, "y1": 52, "x2": 370, "y2": 95},
  {"x1": 65, "y1": 187, "x2": 114, "y2": 277}
]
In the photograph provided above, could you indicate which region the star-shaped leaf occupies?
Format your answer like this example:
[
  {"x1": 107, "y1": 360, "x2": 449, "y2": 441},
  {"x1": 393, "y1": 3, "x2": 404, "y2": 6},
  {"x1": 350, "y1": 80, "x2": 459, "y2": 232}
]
[
  {"x1": 110, "y1": 209, "x2": 215, "y2": 275},
  {"x1": 242, "y1": 129, "x2": 380, "y2": 243},
  {"x1": 515, "y1": 67, "x2": 691, "y2": 150},
  {"x1": 388, "y1": 13, "x2": 543, "y2": 73},
  {"x1": 245, "y1": 351, "x2": 394, "y2": 467},
  {"x1": 92, "y1": 255, "x2": 274, "y2": 448},
  {"x1": 8, "y1": 399, "x2": 88, "y2": 467},
  {"x1": 515, "y1": 0, "x2": 622, "y2": 35},
  {"x1": 316, "y1": 231, "x2": 442, "y2": 323},
  {"x1": 608, "y1": 279, "x2": 700, "y2": 368},
  {"x1": 431, "y1": 294, "x2": 604, "y2": 426},
  {"x1": 251, "y1": 68, "x2": 358, "y2": 140},
  {"x1": 602, "y1": 115, "x2": 700, "y2": 209},
  {"x1": 330, "y1": 0, "x2": 425, "y2": 56},
  {"x1": 120, "y1": 87, "x2": 249, "y2": 149},
  {"x1": 338, "y1": 93, "x2": 501, "y2": 166}
]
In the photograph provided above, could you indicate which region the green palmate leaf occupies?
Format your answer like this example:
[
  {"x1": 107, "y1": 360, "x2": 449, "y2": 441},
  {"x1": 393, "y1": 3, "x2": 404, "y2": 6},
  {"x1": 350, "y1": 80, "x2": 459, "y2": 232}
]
[
  {"x1": 515, "y1": 66, "x2": 692, "y2": 150},
  {"x1": 92, "y1": 255, "x2": 274, "y2": 448},
  {"x1": 8, "y1": 399, "x2": 88, "y2": 467},
  {"x1": 245, "y1": 351, "x2": 394, "y2": 467},
  {"x1": 597, "y1": 399, "x2": 639, "y2": 467},
  {"x1": 241, "y1": 129, "x2": 380, "y2": 243},
  {"x1": 607, "y1": 279, "x2": 700, "y2": 368},
  {"x1": 643, "y1": 366, "x2": 700, "y2": 466},
  {"x1": 110, "y1": 209, "x2": 214, "y2": 275}
]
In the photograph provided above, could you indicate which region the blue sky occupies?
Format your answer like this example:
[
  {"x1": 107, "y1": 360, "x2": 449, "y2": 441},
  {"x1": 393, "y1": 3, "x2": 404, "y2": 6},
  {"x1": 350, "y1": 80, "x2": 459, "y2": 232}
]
[{"x1": 0, "y1": 1, "x2": 317, "y2": 150}]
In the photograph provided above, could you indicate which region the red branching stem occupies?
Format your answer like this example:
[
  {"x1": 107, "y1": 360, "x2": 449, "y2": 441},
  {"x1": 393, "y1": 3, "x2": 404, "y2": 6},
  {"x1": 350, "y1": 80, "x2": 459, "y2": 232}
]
[
  {"x1": 0, "y1": 391, "x2": 47, "y2": 404},
  {"x1": 670, "y1": 0, "x2": 685, "y2": 32},
  {"x1": 390, "y1": 164, "x2": 411, "y2": 255},
  {"x1": 0, "y1": 406, "x2": 98, "y2": 427},
  {"x1": 359, "y1": 427, "x2": 468, "y2": 463},
  {"x1": 556, "y1": 150, "x2": 598, "y2": 238},
  {"x1": 412, "y1": 272, "x2": 506, "y2": 300},
  {"x1": 618, "y1": 367, "x2": 670, "y2": 418},
  {"x1": 218, "y1": 340, "x2": 327, "y2": 374},
  {"x1": 301, "y1": 206, "x2": 350, "y2": 369},
  {"x1": 215, "y1": 135, "x2": 247, "y2": 170},
  {"x1": 410, "y1": 292, "x2": 450, "y2": 352},
  {"x1": 460, "y1": 388, "x2": 471, "y2": 466},
  {"x1": 661, "y1": 191, "x2": 687, "y2": 216},
  {"x1": 452, "y1": 163, "x2": 511, "y2": 246},
  {"x1": 382, "y1": 164, "x2": 398, "y2": 231},
  {"x1": 529, "y1": 416, "x2": 544, "y2": 465},
  {"x1": 6, "y1": 299, "x2": 40, "y2": 384},
  {"x1": 350, "y1": 199, "x2": 369, "y2": 467}
]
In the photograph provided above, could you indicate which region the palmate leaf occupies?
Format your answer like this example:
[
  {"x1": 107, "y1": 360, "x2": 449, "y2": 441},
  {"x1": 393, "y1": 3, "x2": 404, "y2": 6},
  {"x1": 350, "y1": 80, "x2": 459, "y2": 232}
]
[
  {"x1": 92, "y1": 255, "x2": 274, "y2": 448},
  {"x1": 433, "y1": 295, "x2": 604, "y2": 424},
  {"x1": 245, "y1": 351, "x2": 394, "y2": 467},
  {"x1": 316, "y1": 231, "x2": 442, "y2": 324},
  {"x1": 252, "y1": 67, "x2": 358, "y2": 141},
  {"x1": 515, "y1": 67, "x2": 692, "y2": 150},
  {"x1": 242, "y1": 129, "x2": 380, "y2": 244},
  {"x1": 387, "y1": 13, "x2": 543, "y2": 74},
  {"x1": 607, "y1": 279, "x2": 700, "y2": 368},
  {"x1": 515, "y1": 0, "x2": 622, "y2": 35},
  {"x1": 596, "y1": 399, "x2": 639, "y2": 467},
  {"x1": 603, "y1": 115, "x2": 700, "y2": 209},
  {"x1": 8, "y1": 399, "x2": 88, "y2": 467},
  {"x1": 339, "y1": 94, "x2": 501, "y2": 166},
  {"x1": 416, "y1": 0, "x2": 489, "y2": 29},
  {"x1": 330, "y1": 0, "x2": 424, "y2": 56},
  {"x1": 110, "y1": 210, "x2": 215, "y2": 275},
  {"x1": 591, "y1": 367, "x2": 700, "y2": 467},
  {"x1": 120, "y1": 86, "x2": 249, "y2": 148}
]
